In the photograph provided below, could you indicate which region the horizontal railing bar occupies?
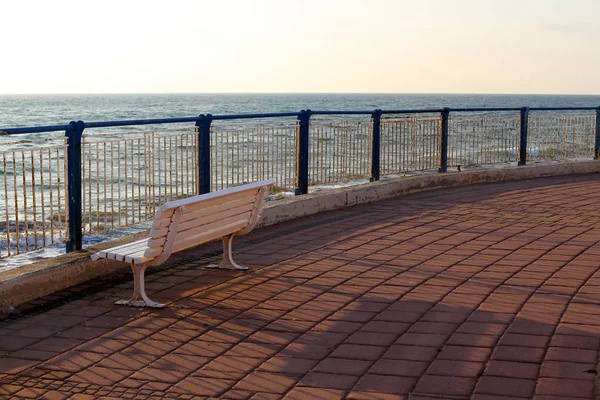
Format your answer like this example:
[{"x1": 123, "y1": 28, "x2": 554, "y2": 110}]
[
  {"x1": 2, "y1": 106, "x2": 599, "y2": 135},
  {"x1": 84, "y1": 116, "x2": 200, "y2": 128},
  {"x1": 529, "y1": 107, "x2": 598, "y2": 111},
  {"x1": 449, "y1": 107, "x2": 522, "y2": 112},
  {"x1": 0, "y1": 125, "x2": 72, "y2": 135},
  {"x1": 383, "y1": 109, "x2": 445, "y2": 114},
  {"x1": 311, "y1": 110, "x2": 375, "y2": 115},
  {"x1": 212, "y1": 112, "x2": 300, "y2": 120}
]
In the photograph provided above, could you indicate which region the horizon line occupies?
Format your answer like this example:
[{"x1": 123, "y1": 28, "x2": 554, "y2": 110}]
[{"x1": 1, "y1": 92, "x2": 600, "y2": 97}]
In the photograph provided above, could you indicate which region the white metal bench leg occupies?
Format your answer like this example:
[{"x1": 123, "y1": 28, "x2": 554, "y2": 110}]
[
  {"x1": 206, "y1": 234, "x2": 248, "y2": 270},
  {"x1": 115, "y1": 263, "x2": 165, "y2": 308}
]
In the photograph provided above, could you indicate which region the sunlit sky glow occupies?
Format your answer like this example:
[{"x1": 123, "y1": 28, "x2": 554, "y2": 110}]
[{"x1": 2, "y1": 0, "x2": 599, "y2": 94}]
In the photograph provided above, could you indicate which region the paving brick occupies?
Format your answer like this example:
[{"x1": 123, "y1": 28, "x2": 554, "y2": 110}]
[
  {"x1": 484, "y1": 360, "x2": 539, "y2": 379},
  {"x1": 539, "y1": 360, "x2": 598, "y2": 380},
  {"x1": 284, "y1": 387, "x2": 345, "y2": 400},
  {"x1": 312, "y1": 320, "x2": 363, "y2": 333},
  {"x1": 40, "y1": 352, "x2": 104, "y2": 372},
  {"x1": 295, "y1": 331, "x2": 348, "y2": 346},
  {"x1": 329, "y1": 344, "x2": 386, "y2": 361},
  {"x1": 368, "y1": 359, "x2": 429, "y2": 377},
  {"x1": 313, "y1": 358, "x2": 373, "y2": 376},
  {"x1": 545, "y1": 346, "x2": 597, "y2": 363},
  {"x1": 407, "y1": 322, "x2": 459, "y2": 335},
  {"x1": 98, "y1": 352, "x2": 158, "y2": 371},
  {"x1": 425, "y1": 360, "x2": 484, "y2": 377},
  {"x1": 506, "y1": 321, "x2": 556, "y2": 336},
  {"x1": 413, "y1": 375, "x2": 477, "y2": 397},
  {"x1": 360, "y1": 321, "x2": 411, "y2": 334},
  {"x1": 247, "y1": 331, "x2": 300, "y2": 346},
  {"x1": 233, "y1": 372, "x2": 298, "y2": 394},
  {"x1": 346, "y1": 392, "x2": 408, "y2": 400},
  {"x1": 447, "y1": 333, "x2": 499, "y2": 348},
  {"x1": 0, "y1": 357, "x2": 40, "y2": 374},
  {"x1": 535, "y1": 377, "x2": 594, "y2": 398},
  {"x1": 68, "y1": 366, "x2": 132, "y2": 386},
  {"x1": 171, "y1": 376, "x2": 234, "y2": 397},
  {"x1": 550, "y1": 334, "x2": 600, "y2": 350},
  {"x1": 258, "y1": 356, "x2": 318, "y2": 375},
  {"x1": 474, "y1": 376, "x2": 536, "y2": 398},
  {"x1": 467, "y1": 311, "x2": 514, "y2": 324},
  {"x1": 382, "y1": 345, "x2": 439, "y2": 362},
  {"x1": 298, "y1": 372, "x2": 359, "y2": 389},
  {"x1": 29, "y1": 338, "x2": 84, "y2": 353},
  {"x1": 353, "y1": 374, "x2": 417, "y2": 394},
  {"x1": 150, "y1": 353, "x2": 210, "y2": 372},
  {"x1": 395, "y1": 333, "x2": 448, "y2": 347},
  {"x1": 457, "y1": 322, "x2": 507, "y2": 335},
  {"x1": 202, "y1": 355, "x2": 265, "y2": 374},
  {"x1": 74, "y1": 338, "x2": 133, "y2": 354},
  {"x1": 421, "y1": 311, "x2": 471, "y2": 323},
  {"x1": 497, "y1": 333, "x2": 550, "y2": 348},
  {"x1": 344, "y1": 331, "x2": 397, "y2": 346},
  {"x1": 374, "y1": 311, "x2": 423, "y2": 323},
  {"x1": 471, "y1": 395, "x2": 529, "y2": 400},
  {"x1": 491, "y1": 346, "x2": 545, "y2": 363},
  {"x1": 437, "y1": 345, "x2": 492, "y2": 362},
  {"x1": 279, "y1": 343, "x2": 333, "y2": 359},
  {"x1": 225, "y1": 342, "x2": 283, "y2": 358}
]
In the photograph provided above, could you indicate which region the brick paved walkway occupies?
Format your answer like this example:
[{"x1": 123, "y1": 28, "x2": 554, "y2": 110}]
[{"x1": 1, "y1": 174, "x2": 600, "y2": 400}]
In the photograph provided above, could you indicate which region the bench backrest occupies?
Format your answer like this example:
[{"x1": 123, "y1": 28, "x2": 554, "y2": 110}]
[{"x1": 144, "y1": 179, "x2": 275, "y2": 262}]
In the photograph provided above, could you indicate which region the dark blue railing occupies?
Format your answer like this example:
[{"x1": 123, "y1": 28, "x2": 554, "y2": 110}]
[{"x1": 1, "y1": 106, "x2": 599, "y2": 253}]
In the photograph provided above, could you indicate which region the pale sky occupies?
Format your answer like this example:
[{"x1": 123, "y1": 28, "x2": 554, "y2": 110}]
[{"x1": 1, "y1": 0, "x2": 599, "y2": 94}]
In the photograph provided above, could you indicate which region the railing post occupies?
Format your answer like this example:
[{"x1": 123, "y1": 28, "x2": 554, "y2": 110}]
[
  {"x1": 65, "y1": 120, "x2": 84, "y2": 252},
  {"x1": 195, "y1": 114, "x2": 213, "y2": 194},
  {"x1": 370, "y1": 109, "x2": 383, "y2": 182},
  {"x1": 295, "y1": 109, "x2": 311, "y2": 195},
  {"x1": 518, "y1": 107, "x2": 529, "y2": 166},
  {"x1": 595, "y1": 107, "x2": 600, "y2": 160},
  {"x1": 438, "y1": 108, "x2": 450, "y2": 173}
]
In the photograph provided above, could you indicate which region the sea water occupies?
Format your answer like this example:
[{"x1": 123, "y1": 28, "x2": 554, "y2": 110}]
[{"x1": 2, "y1": 93, "x2": 600, "y2": 130}]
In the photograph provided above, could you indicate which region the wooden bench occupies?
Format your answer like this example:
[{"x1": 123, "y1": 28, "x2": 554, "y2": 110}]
[{"x1": 91, "y1": 179, "x2": 275, "y2": 308}]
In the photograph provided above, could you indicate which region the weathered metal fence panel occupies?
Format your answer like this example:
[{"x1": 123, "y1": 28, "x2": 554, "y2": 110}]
[
  {"x1": 210, "y1": 122, "x2": 297, "y2": 193},
  {"x1": 447, "y1": 113, "x2": 520, "y2": 168},
  {"x1": 528, "y1": 112, "x2": 596, "y2": 162},
  {"x1": 81, "y1": 128, "x2": 197, "y2": 235},
  {"x1": 0, "y1": 139, "x2": 68, "y2": 258},
  {"x1": 309, "y1": 118, "x2": 371, "y2": 185},
  {"x1": 380, "y1": 115, "x2": 441, "y2": 175}
]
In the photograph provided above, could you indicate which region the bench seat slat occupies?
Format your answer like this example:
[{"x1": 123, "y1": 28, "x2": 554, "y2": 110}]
[
  {"x1": 149, "y1": 202, "x2": 255, "y2": 240},
  {"x1": 151, "y1": 196, "x2": 256, "y2": 230},
  {"x1": 145, "y1": 211, "x2": 251, "y2": 251},
  {"x1": 156, "y1": 181, "x2": 270, "y2": 215},
  {"x1": 92, "y1": 239, "x2": 149, "y2": 261},
  {"x1": 172, "y1": 219, "x2": 249, "y2": 253},
  {"x1": 144, "y1": 220, "x2": 249, "y2": 259}
]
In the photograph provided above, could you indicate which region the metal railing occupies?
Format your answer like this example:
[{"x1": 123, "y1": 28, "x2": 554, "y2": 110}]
[{"x1": 0, "y1": 106, "x2": 599, "y2": 259}]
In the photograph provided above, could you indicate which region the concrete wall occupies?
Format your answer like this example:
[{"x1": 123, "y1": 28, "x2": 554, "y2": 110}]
[{"x1": 1, "y1": 160, "x2": 599, "y2": 310}]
